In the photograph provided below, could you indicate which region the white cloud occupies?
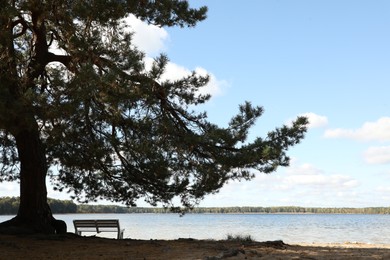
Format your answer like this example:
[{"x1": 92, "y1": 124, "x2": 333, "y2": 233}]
[
  {"x1": 285, "y1": 162, "x2": 323, "y2": 175},
  {"x1": 363, "y1": 146, "x2": 390, "y2": 164},
  {"x1": 248, "y1": 161, "x2": 359, "y2": 193},
  {"x1": 376, "y1": 186, "x2": 390, "y2": 193},
  {"x1": 300, "y1": 113, "x2": 328, "y2": 128},
  {"x1": 0, "y1": 182, "x2": 19, "y2": 197},
  {"x1": 374, "y1": 186, "x2": 390, "y2": 202},
  {"x1": 144, "y1": 57, "x2": 226, "y2": 98},
  {"x1": 284, "y1": 173, "x2": 358, "y2": 189},
  {"x1": 282, "y1": 163, "x2": 358, "y2": 189},
  {"x1": 324, "y1": 117, "x2": 390, "y2": 142},
  {"x1": 162, "y1": 63, "x2": 226, "y2": 97},
  {"x1": 125, "y1": 14, "x2": 169, "y2": 55},
  {"x1": 199, "y1": 160, "x2": 360, "y2": 207},
  {"x1": 159, "y1": 61, "x2": 189, "y2": 81},
  {"x1": 287, "y1": 113, "x2": 328, "y2": 129},
  {"x1": 194, "y1": 67, "x2": 227, "y2": 97},
  {"x1": 0, "y1": 180, "x2": 77, "y2": 201}
]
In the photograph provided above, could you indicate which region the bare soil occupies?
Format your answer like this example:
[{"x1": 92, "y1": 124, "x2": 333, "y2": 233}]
[{"x1": 1, "y1": 233, "x2": 390, "y2": 259}]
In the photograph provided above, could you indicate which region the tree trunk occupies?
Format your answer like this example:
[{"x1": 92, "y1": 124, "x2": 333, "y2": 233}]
[
  {"x1": 15, "y1": 128, "x2": 54, "y2": 233},
  {"x1": 0, "y1": 127, "x2": 66, "y2": 234}
]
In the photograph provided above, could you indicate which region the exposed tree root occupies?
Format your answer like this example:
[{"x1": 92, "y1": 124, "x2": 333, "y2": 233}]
[{"x1": 0, "y1": 216, "x2": 66, "y2": 235}]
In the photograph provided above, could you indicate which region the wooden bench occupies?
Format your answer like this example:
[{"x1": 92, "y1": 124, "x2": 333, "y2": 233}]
[{"x1": 73, "y1": 219, "x2": 124, "y2": 239}]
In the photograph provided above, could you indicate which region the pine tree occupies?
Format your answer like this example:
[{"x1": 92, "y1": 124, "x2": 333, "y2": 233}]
[{"x1": 0, "y1": 0, "x2": 307, "y2": 234}]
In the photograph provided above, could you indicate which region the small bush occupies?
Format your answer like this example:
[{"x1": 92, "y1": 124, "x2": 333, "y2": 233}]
[{"x1": 225, "y1": 234, "x2": 254, "y2": 243}]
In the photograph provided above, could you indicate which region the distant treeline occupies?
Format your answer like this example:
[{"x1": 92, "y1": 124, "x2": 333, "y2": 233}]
[
  {"x1": 189, "y1": 206, "x2": 390, "y2": 214},
  {"x1": 78, "y1": 205, "x2": 390, "y2": 214},
  {"x1": 0, "y1": 197, "x2": 77, "y2": 214},
  {"x1": 1, "y1": 197, "x2": 390, "y2": 215}
]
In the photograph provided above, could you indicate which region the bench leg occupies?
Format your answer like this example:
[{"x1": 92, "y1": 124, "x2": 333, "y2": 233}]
[{"x1": 118, "y1": 229, "x2": 124, "y2": 239}]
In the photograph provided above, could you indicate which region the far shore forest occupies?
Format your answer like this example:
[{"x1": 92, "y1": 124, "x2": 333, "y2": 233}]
[{"x1": 0, "y1": 197, "x2": 390, "y2": 215}]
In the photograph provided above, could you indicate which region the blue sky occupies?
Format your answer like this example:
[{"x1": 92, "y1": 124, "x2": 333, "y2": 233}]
[
  {"x1": 189, "y1": 0, "x2": 390, "y2": 208},
  {"x1": 2, "y1": 1, "x2": 390, "y2": 208}
]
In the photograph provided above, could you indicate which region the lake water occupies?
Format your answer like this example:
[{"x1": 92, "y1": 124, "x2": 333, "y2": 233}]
[{"x1": 1, "y1": 213, "x2": 390, "y2": 244}]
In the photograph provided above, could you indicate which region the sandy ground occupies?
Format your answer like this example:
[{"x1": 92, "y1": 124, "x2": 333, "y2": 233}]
[{"x1": 1, "y1": 233, "x2": 390, "y2": 259}]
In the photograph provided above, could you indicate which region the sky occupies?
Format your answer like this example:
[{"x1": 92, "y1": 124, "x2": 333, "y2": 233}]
[{"x1": 1, "y1": 1, "x2": 390, "y2": 208}]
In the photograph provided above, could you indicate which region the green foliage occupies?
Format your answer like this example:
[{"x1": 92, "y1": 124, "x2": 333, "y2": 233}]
[{"x1": 0, "y1": 0, "x2": 308, "y2": 211}]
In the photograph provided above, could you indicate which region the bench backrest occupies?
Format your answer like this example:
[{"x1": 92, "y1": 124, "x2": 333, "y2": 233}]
[{"x1": 73, "y1": 219, "x2": 121, "y2": 231}]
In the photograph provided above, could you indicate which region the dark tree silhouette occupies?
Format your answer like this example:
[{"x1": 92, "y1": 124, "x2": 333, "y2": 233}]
[{"x1": 0, "y1": 0, "x2": 307, "y2": 234}]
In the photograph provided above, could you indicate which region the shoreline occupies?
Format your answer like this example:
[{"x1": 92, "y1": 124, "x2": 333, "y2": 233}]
[
  {"x1": 1, "y1": 234, "x2": 390, "y2": 259},
  {"x1": 296, "y1": 242, "x2": 390, "y2": 249}
]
